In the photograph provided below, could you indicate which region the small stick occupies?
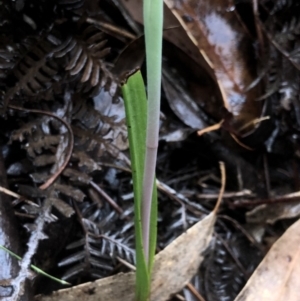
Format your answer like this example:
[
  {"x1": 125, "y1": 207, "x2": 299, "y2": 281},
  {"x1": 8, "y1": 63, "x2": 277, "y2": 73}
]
[
  {"x1": 213, "y1": 162, "x2": 226, "y2": 214},
  {"x1": 186, "y1": 283, "x2": 207, "y2": 301},
  {"x1": 197, "y1": 120, "x2": 224, "y2": 136},
  {"x1": 90, "y1": 181, "x2": 123, "y2": 215},
  {"x1": 218, "y1": 215, "x2": 263, "y2": 251},
  {"x1": 216, "y1": 233, "x2": 248, "y2": 278},
  {"x1": 0, "y1": 186, "x2": 38, "y2": 207},
  {"x1": 174, "y1": 294, "x2": 186, "y2": 301},
  {"x1": 116, "y1": 256, "x2": 136, "y2": 271},
  {"x1": 232, "y1": 190, "x2": 300, "y2": 207},
  {"x1": 197, "y1": 190, "x2": 252, "y2": 199},
  {"x1": 86, "y1": 17, "x2": 136, "y2": 40},
  {"x1": 157, "y1": 180, "x2": 209, "y2": 213}
]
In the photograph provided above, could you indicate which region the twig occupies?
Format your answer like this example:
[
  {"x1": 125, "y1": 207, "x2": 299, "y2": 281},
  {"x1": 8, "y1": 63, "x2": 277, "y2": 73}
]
[
  {"x1": 166, "y1": 170, "x2": 201, "y2": 185},
  {"x1": 197, "y1": 189, "x2": 252, "y2": 199},
  {"x1": 0, "y1": 186, "x2": 39, "y2": 207},
  {"x1": 186, "y1": 283, "x2": 206, "y2": 301},
  {"x1": 157, "y1": 180, "x2": 209, "y2": 214},
  {"x1": 8, "y1": 105, "x2": 74, "y2": 190},
  {"x1": 0, "y1": 186, "x2": 57, "y2": 221},
  {"x1": 218, "y1": 215, "x2": 263, "y2": 252},
  {"x1": 174, "y1": 294, "x2": 186, "y2": 301},
  {"x1": 116, "y1": 256, "x2": 136, "y2": 271},
  {"x1": 97, "y1": 162, "x2": 131, "y2": 173},
  {"x1": 86, "y1": 17, "x2": 136, "y2": 40},
  {"x1": 215, "y1": 233, "x2": 248, "y2": 279},
  {"x1": 232, "y1": 190, "x2": 300, "y2": 207},
  {"x1": 213, "y1": 162, "x2": 226, "y2": 214},
  {"x1": 90, "y1": 181, "x2": 123, "y2": 215},
  {"x1": 14, "y1": 212, "x2": 36, "y2": 219},
  {"x1": 197, "y1": 120, "x2": 224, "y2": 136}
]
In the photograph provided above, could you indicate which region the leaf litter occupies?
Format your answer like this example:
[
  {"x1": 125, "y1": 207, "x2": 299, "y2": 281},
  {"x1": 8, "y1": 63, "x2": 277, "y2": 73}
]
[
  {"x1": 234, "y1": 217, "x2": 300, "y2": 301},
  {"x1": 35, "y1": 211, "x2": 215, "y2": 301},
  {"x1": 2, "y1": 0, "x2": 300, "y2": 300},
  {"x1": 35, "y1": 163, "x2": 225, "y2": 301}
]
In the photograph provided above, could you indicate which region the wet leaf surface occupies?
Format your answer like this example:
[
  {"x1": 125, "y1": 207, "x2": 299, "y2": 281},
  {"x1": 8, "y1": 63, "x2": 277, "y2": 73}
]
[
  {"x1": 164, "y1": 0, "x2": 264, "y2": 135},
  {"x1": 162, "y1": 40, "x2": 222, "y2": 130}
]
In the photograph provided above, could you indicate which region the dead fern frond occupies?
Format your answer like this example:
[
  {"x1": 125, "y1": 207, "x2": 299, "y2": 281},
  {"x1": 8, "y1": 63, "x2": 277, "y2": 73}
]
[
  {"x1": 55, "y1": 24, "x2": 114, "y2": 96},
  {"x1": 270, "y1": 0, "x2": 294, "y2": 14},
  {"x1": 3, "y1": 34, "x2": 71, "y2": 104},
  {"x1": 71, "y1": 94, "x2": 128, "y2": 162},
  {"x1": 277, "y1": 17, "x2": 300, "y2": 43}
]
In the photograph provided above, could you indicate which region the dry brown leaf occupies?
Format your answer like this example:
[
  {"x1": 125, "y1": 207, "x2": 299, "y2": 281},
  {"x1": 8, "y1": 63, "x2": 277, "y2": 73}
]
[
  {"x1": 163, "y1": 0, "x2": 263, "y2": 135},
  {"x1": 234, "y1": 218, "x2": 300, "y2": 301},
  {"x1": 246, "y1": 202, "x2": 300, "y2": 224},
  {"x1": 35, "y1": 212, "x2": 216, "y2": 301},
  {"x1": 246, "y1": 191, "x2": 300, "y2": 224}
]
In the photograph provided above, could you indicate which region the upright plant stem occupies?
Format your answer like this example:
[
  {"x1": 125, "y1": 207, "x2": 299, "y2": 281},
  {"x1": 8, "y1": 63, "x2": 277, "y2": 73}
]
[{"x1": 142, "y1": 0, "x2": 163, "y2": 263}]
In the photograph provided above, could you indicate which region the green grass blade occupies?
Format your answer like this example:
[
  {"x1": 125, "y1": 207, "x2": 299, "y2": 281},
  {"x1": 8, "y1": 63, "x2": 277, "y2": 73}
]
[
  {"x1": 121, "y1": 70, "x2": 150, "y2": 301},
  {"x1": 0, "y1": 244, "x2": 70, "y2": 285}
]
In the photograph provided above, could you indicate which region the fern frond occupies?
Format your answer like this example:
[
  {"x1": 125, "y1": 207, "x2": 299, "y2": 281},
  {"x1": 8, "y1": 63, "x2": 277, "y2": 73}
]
[
  {"x1": 271, "y1": 0, "x2": 294, "y2": 14},
  {"x1": 55, "y1": 25, "x2": 114, "y2": 96},
  {"x1": 3, "y1": 34, "x2": 71, "y2": 103}
]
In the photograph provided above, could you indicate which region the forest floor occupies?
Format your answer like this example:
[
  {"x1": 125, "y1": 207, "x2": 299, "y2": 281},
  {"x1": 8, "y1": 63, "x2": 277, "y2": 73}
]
[{"x1": 0, "y1": 0, "x2": 300, "y2": 300}]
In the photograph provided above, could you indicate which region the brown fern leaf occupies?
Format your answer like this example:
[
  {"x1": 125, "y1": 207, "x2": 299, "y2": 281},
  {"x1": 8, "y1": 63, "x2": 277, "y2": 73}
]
[
  {"x1": 72, "y1": 94, "x2": 128, "y2": 162},
  {"x1": 9, "y1": 120, "x2": 39, "y2": 143},
  {"x1": 57, "y1": 25, "x2": 113, "y2": 96},
  {"x1": 3, "y1": 34, "x2": 71, "y2": 104}
]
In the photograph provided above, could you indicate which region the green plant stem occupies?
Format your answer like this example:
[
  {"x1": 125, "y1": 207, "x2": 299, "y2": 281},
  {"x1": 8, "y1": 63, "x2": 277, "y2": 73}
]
[{"x1": 142, "y1": 0, "x2": 163, "y2": 264}]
